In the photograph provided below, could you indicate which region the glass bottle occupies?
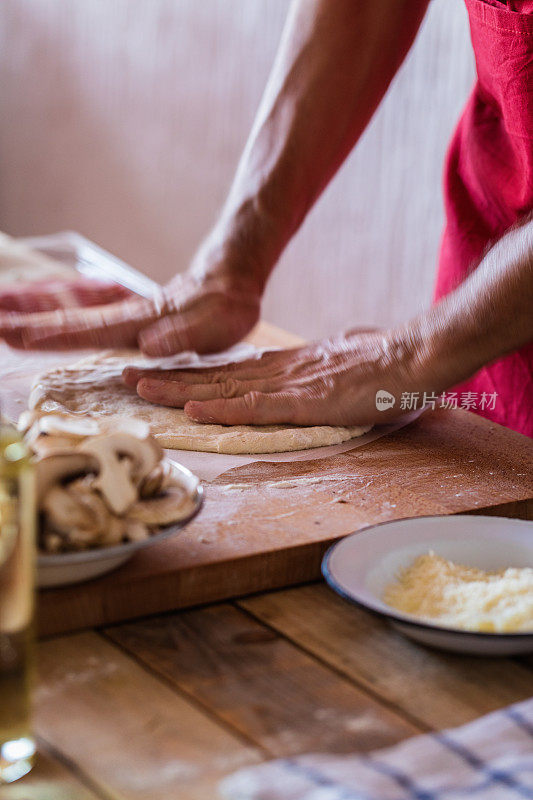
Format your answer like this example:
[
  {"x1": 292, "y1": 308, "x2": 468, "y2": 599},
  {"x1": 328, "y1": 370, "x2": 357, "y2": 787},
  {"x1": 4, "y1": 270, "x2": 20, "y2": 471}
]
[{"x1": 0, "y1": 424, "x2": 36, "y2": 784}]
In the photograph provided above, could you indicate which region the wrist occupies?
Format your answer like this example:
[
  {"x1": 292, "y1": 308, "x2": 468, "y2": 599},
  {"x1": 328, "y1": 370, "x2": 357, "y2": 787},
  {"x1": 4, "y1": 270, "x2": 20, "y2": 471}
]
[
  {"x1": 402, "y1": 304, "x2": 489, "y2": 394},
  {"x1": 195, "y1": 198, "x2": 286, "y2": 296},
  {"x1": 379, "y1": 325, "x2": 437, "y2": 395}
]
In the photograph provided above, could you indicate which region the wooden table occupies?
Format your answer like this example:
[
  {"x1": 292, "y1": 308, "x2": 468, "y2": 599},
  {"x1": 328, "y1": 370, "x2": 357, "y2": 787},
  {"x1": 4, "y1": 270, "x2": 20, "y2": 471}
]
[
  {"x1": 7, "y1": 584, "x2": 533, "y2": 800},
  {"x1": 5, "y1": 322, "x2": 533, "y2": 799}
]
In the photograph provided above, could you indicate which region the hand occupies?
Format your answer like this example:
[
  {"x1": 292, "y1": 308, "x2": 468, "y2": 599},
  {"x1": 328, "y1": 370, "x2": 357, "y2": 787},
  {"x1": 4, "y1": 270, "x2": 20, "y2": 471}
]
[
  {"x1": 0, "y1": 277, "x2": 131, "y2": 313},
  {"x1": 123, "y1": 328, "x2": 425, "y2": 425},
  {"x1": 0, "y1": 262, "x2": 261, "y2": 356}
]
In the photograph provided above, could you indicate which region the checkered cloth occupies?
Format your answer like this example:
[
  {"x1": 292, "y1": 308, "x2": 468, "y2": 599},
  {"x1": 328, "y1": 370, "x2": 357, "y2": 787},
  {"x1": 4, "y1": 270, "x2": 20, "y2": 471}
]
[{"x1": 221, "y1": 698, "x2": 533, "y2": 800}]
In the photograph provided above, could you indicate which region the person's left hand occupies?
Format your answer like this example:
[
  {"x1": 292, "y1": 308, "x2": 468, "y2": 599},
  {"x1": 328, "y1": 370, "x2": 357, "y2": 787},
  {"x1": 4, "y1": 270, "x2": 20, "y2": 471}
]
[{"x1": 122, "y1": 327, "x2": 427, "y2": 426}]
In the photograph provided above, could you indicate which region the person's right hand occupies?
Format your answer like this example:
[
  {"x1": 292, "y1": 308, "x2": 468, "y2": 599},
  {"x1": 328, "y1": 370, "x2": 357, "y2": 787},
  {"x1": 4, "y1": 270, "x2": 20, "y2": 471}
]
[
  {"x1": 0, "y1": 276, "x2": 131, "y2": 313},
  {"x1": 0, "y1": 258, "x2": 262, "y2": 356}
]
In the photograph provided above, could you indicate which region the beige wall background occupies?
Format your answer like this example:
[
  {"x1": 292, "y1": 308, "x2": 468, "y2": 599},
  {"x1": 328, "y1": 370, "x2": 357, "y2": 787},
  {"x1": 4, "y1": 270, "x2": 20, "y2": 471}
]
[{"x1": 0, "y1": 0, "x2": 475, "y2": 339}]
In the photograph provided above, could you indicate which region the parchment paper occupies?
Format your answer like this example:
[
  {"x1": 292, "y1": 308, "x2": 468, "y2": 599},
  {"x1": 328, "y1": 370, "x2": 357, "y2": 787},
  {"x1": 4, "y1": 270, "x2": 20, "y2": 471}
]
[{"x1": 163, "y1": 410, "x2": 423, "y2": 482}]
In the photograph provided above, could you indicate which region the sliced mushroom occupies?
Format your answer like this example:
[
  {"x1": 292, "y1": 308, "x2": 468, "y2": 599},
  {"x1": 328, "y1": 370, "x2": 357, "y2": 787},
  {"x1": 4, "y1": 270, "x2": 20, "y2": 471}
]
[
  {"x1": 35, "y1": 451, "x2": 98, "y2": 503},
  {"x1": 42, "y1": 486, "x2": 92, "y2": 535},
  {"x1": 37, "y1": 415, "x2": 101, "y2": 439},
  {"x1": 138, "y1": 460, "x2": 174, "y2": 499},
  {"x1": 41, "y1": 529, "x2": 64, "y2": 553},
  {"x1": 98, "y1": 515, "x2": 129, "y2": 547},
  {"x1": 124, "y1": 519, "x2": 150, "y2": 543},
  {"x1": 42, "y1": 481, "x2": 111, "y2": 536},
  {"x1": 128, "y1": 482, "x2": 195, "y2": 526},
  {"x1": 31, "y1": 414, "x2": 200, "y2": 553},
  {"x1": 25, "y1": 415, "x2": 101, "y2": 460},
  {"x1": 106, "y1": 418, "x2": 152, "y2": 441},
  {"x1": 31, "y1": 434, "x2": 80, "y2": 458},
  {"x1": 79, "y1": 431, "x2": 162, "y2": 515}
]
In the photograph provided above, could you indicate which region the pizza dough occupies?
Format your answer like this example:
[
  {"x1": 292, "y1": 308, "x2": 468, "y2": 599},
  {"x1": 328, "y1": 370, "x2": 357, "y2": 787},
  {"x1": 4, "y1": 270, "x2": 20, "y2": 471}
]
[{"x1": 28, "y1": 350, "x2": 371, "y2": 454}]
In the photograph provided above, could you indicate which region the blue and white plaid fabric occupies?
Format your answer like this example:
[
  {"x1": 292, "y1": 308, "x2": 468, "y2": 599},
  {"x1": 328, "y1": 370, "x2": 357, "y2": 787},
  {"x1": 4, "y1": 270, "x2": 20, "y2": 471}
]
[{"x1": 221, "y1": 698, "x2": 533, "y2": 800}]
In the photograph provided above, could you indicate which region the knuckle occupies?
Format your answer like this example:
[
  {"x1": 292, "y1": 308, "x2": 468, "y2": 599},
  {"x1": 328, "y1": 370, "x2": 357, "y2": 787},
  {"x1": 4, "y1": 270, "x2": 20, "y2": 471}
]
[
  {"x1": 210, "y1": 369, "x2": 229, "y2": 385},
  {"x1": 243, "y1": 391, "x2": 262, "y2": 411},
  {"x1": 220, "y1": 377, "x2": 240, "y2": 399}
]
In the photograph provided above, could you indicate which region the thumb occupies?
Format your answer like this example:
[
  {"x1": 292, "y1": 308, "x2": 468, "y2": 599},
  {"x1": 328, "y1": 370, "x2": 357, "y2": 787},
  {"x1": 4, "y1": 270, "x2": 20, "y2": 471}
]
[
  {"x1": 139, "y1": 312, "x2": 199, "y2": 357},
  {"x1": 139, "y1": 309, "x2": 244, "y2": 357}
]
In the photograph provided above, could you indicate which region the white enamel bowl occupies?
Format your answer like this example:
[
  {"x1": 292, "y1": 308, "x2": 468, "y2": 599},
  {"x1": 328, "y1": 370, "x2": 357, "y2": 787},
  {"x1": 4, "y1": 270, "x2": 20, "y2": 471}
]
[
  {"x1": 37, "y1": 461, "x2": 203, "y2": 588},
  {"x1": 322, "y1": 515, "x2": 533, "y2": 656}
]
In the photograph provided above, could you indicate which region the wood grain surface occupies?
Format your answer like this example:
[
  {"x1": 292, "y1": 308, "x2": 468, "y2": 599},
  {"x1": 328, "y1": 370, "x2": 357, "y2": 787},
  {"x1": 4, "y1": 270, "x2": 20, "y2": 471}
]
[
  {"x1": 240, "y1": 585, "x2": 533, "y2": 730},
  {"x1": 105, "y1": 603, "x2": 418, "y2": 757},
  {"x1": 36, "y1": 324, "x2": 533, "y2": 637},
  {"x1": 33, "y1": 633, "x2": 260, "y2": 800},
  {"x1": 14, "y1": 583, "x2": 533, "y2": 800}
]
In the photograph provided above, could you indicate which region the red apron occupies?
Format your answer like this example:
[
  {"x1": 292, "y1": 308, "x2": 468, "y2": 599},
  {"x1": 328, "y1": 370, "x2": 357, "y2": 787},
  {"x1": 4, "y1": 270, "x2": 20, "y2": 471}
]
[{"x1": 435, "y1": 0, "x2": 533, "y2": 436}]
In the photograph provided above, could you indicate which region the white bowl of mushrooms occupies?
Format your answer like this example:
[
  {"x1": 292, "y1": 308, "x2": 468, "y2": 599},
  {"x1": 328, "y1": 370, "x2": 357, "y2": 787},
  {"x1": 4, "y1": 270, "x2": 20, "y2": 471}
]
[{"x1": 19, "y1": 413, "x2": 203, "y2": 587}]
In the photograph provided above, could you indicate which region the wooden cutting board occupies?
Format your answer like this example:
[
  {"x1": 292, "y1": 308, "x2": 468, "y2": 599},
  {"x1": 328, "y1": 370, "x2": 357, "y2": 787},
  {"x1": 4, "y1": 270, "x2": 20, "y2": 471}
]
[{"x1": 31, "y1": 322, "x2": 533, "y2": 636}]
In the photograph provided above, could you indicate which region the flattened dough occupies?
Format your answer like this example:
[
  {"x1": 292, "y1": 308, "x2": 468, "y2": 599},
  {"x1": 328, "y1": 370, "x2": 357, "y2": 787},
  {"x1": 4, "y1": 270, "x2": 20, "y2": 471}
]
[{"x1": 29, "y1": 350, "x2": 371, "y2": 454}]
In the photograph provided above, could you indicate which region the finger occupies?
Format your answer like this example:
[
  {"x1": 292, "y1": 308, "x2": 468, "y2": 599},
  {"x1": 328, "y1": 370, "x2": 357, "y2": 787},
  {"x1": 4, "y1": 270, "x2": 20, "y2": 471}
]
[
  {"x1": 124, "y1": 366, "x2": 248, "y2": 388},
  {"x1": 184, "y1": 391, "x2": 301, "y2": 425},
  {"x1": 123, "y1": 349, "x2": 284, "y2": 387},
  {"x1": 139, "y1": 311, "x2": 212, "y2": 357},
  {"x1": 0, "y1": 286, "x2": 54, "y2": 313},
  {"x1": 65, "y1": 279, "x2": 131, "y2": 308},
  {"x1": 136, "y1": 376, "x2": 272, "y2": 407},
  {"x1": 122, "y1": 367, "x2": 188, "y2": 388},
  {"x1": 139, "y1": 301, "x2": 264, "y2": 358},
  {"x1": 136, "y1": 379, "x2": 200, "y2": 407},
  {"x1": 123, "y1": 362, "x2": 266, "y2": 389},
  {"x1": 0, "y1": 297, "x2": 156, "y2": 350},
  {"x1": 123, "y1": 367, "x2": 231, "y2": 389},
  {"x1": 1, "y1": 331, "x2": 26, "y2": 349},
  {"x1": 0, "y1": 278, "x2": 130, "y2": 313}
]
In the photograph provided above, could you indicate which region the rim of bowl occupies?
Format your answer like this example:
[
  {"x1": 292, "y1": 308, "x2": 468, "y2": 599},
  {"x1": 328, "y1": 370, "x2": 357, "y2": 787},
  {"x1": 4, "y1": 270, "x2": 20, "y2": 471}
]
[{"x1": 322, "y1": 514, "x2": 533, "y2": 641}]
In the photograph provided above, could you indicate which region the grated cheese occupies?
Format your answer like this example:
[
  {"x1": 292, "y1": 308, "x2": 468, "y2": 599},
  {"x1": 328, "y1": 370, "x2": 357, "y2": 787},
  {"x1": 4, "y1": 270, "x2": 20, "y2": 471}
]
[{"x1": 383, "y1": 552, "x2": 533, "y2": 633}]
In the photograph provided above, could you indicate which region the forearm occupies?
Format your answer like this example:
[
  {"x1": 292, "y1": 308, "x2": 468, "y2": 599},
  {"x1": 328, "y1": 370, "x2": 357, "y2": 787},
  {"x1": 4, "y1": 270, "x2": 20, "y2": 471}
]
[
  {"x1": 410, "y1": 219, "x2": 533, "y2": 390},
  {"x1": 202, "y1": 0, "x2": 429, "y2": 290}
]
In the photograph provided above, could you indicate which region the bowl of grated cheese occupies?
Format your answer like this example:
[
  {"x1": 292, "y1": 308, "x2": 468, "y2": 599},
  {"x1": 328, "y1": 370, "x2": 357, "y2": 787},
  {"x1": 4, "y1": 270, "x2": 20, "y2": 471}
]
[{"x1": 322, "y1": 515, "x2": 533, "y2": 656}]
